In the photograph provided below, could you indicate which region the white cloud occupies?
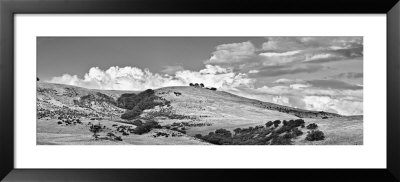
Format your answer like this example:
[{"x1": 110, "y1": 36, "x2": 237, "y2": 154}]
[
  {"x1": 204, "y1": 41, "x2": 256, "y2": 64},
  {"x1": 248, "y1": 70, "x2": 259, "y2": 74},
  {"x1": 47, "y1": 65, "x2": 254, "y2": 91}
]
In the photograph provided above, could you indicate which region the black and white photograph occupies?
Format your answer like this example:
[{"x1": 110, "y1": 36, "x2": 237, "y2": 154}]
[{"x1": 36, "y1": 37, "x2": 363, "y2": 145}]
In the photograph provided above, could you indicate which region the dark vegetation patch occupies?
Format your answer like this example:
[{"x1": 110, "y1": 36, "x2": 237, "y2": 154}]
[
  {"x1": 131, "y1": 120, "x2": 162, "y2": 135},
  {"x1": 195, "y1": 119, "x2": 320, "y2": 145},
  {"x1": 142, "y1": 108, "x2": 192, "y2": 120},
  {"x1": 252, "y1": 100, "x2": 341, "y2": 119},
  {"x1": 171, "y1": 127, "x2": 186, "y2": 134},
  {"x1": 306, "y1": 123, "x2": 318, "y2": 130},
  {"x1": 306, "y1": 130, "x2": 325, "y2": 141},
  {"x1": 75, "y1": 92, "x2": 117, "y2": 108},
  {"x1": 37, "y1": 107, "x2": 102, "y2": 120},
  {"x1": 170, "y1": 121, "x2": 212, "y2": 128},
  {"x1": 189, "y1": 83, "x2": 217, "y2": 91},
  {"x1": 118, "y1": 89, "x2": 171, "y2": 120}
]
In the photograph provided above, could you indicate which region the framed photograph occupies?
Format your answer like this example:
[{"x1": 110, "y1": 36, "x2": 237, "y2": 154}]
[{"x1": 1, "y1": 0, "x2": 399, "y2": 181}]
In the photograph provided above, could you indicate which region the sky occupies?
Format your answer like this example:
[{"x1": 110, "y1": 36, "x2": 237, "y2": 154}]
[{"x1": 37, "y1": 37, "x2": 363, "y2": 115}]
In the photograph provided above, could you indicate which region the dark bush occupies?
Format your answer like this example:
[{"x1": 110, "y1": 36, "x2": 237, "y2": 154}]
[
  {"x1": 195, "y1": 134, "x2": 202, "y2": 138},
  {"x1": 265, "y1": 121, "x2": 273, "y2": 127},
  {"x1": 305, "y1": 130, "x2": 325, "y2": 141},
  {"x1": 119, "y1": 89, "x2": 170, "y2": 120},
  {"x1": 306, "y1": 123, "x2": 318, "y2": 130},
  {"x1": 107, "y1": 132, "x2": 115, "y2": 137},
  {"x1": 210, "y1": 87, "x2": 217, "y2": 91},
  {"x1": 89, "y1": 123, "x2": 103, "y2": 140},
  {"x1": 132, "y1": 120, "x2": 161, "y2": 135},
  {"x1": 132, "y1": 119, "x2": 143, "y2": 126},
  {"x1": 215, "y1": 129, "x2": 232, "y2": 138},
  {"x1": 115, "y1": 136, "x2": 123, "y2": 141},
  {"x1": 273, "y1": 120, "x2": 281, "y2": 127},
  {"x1": 57, "y1": 121, "x2": 62, "y2": 124},
  {"x1": 233, "y1": 128, "x2": 241, "y2": 134},
  {"x1": 200, "y1": 83, "x2": 204, "y2": 87},
  {"x1": 291, "y1": 127, "x2": 303, "y2": 137},
  {"x1": 121, "y1": 108, "x2": 142, "y2": 120}
]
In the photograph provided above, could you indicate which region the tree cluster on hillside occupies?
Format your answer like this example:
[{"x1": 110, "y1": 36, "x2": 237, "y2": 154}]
[
  {"x1": 117, "y1": 89, "x2": 171, "y2": 120},
  {"x1": 195, "y1": 119, "x2": 308, "y2": 145},
  {"x1": 305, "y1": 123, "x2": 325, "y2": 141},
  {"x1": 188, "y1": 83, "x2": 217, "y2": 91}
]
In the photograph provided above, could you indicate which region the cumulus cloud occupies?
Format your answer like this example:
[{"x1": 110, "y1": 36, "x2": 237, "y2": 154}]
[
  {"x1": 204, "y1": 41, "x2": 257, "y2": 65},
  {"x1": 48, "y1": 65, "x2": 254, "y2": 91}
]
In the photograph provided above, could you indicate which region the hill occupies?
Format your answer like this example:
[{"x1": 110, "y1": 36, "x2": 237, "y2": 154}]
[{"x1": 36, "y1": 82, "x2": 362, "y2": 145}]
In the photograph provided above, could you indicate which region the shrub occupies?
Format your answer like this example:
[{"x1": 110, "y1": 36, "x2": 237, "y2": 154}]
[
  {"x1": 57, "y1": 121, "x2": 62, "y2": 124},
  {"x1": 273, "y1": 120, "x2": 281, "y2": 127},
  {"x1": 189, "y1": 83, "x2": 194, "y2": 86},
  {"x1": 233, "y1": 128, "x2": 241, "y2": 134},
  {"x1": 89, "y1": 123, "x2": 104, "y2": 140},
  {"x1": 200, "y1": 83, "x2": 204, "y2": 87},
  {"x1": 132, "y1": 119, "x2": 143, "y2": 126},
  {"x1": 132, "y1": 120, "x2": 161, "y2": 135},
  {"x1": 107, "y1": 132, "x2": 115, "y2": 137},
  {"x1": 291, "y1": 127, "x2": 303, "y2": 137},
  {"x1": 306, "y1": 123, "x2": 318, "y2": 130},
  {"x1": 121, "y1": 108, "x2": 142, "y2": 120},
  {"x1": 195, "y1": 134, "x2": 202, "y2": 138},
  {"x1": 265, "y1": 121, "x2": 273, "y2": 127},
  {"x1": 305, "y1": 130, "x2": 325, "y2": 141},
  {"x1": 215, "y1": 129, "x2": 232, "y2": 138},
  {"x1": 210, "y1": 87, "x2": 217, "y2": 91},
  {"x1": 115, "y1": 136, "x2": 123, "y2": 141}
]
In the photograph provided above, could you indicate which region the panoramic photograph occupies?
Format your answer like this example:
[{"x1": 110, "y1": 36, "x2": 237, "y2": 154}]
[{"x1": 36, "y1": 37, "x2": 363, "y2": 145}]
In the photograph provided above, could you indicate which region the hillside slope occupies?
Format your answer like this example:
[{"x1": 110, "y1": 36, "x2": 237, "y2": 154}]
[{"x1": 36, "y1": 82, "x2": 362, "y2": 145}]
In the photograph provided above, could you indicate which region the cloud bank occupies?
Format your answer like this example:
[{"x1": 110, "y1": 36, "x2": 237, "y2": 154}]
[{"x1": 48, "y1": 65, "x2": 254, "y2": 91}]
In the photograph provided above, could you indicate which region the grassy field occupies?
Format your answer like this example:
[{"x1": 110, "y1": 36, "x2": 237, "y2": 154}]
[{"x1": 37, "y1": 83, "x2": 363, "y2": 145}]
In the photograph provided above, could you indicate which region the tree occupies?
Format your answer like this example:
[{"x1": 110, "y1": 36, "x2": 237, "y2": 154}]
[
  {"x1": 89, "y1": 123, "x2": 104, "y2": 140},
  {"x1": 273, "y1": 120, "x2": 281, "y2": 127},
  {"x1": 200, "y1": 83, "x2": 204, "y2": 87},
  {"x1": 189, "y1": 83, "x2": 194, "y2": 86},
  {"x1": 194, "y1": 83, "x2": 199, "y2": 87},
  {"x1": 305, "y1": 130, "x2": 325, "y2": 141},
  {"x1": 265, "y1": 121, "x2": 273, "y2": 127},
  {"x1": 37, "y1": 77, "x2": 39, "y2": 81},
  {"x1": 210, "y1": 87, "x2": 217, "y2": 91},
  {"x1": 306, "y1": 123, "x2": 318, "y2": 130}
]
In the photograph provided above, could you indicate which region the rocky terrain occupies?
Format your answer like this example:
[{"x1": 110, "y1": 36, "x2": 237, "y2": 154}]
[{"x1": 36, "y1": 82, "x2": 363, "y2": 145}]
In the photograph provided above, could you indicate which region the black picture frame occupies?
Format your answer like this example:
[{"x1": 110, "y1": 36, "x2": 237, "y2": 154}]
[{"x1": 1, "y1": 0, "x2": 399, "y2": 181}]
